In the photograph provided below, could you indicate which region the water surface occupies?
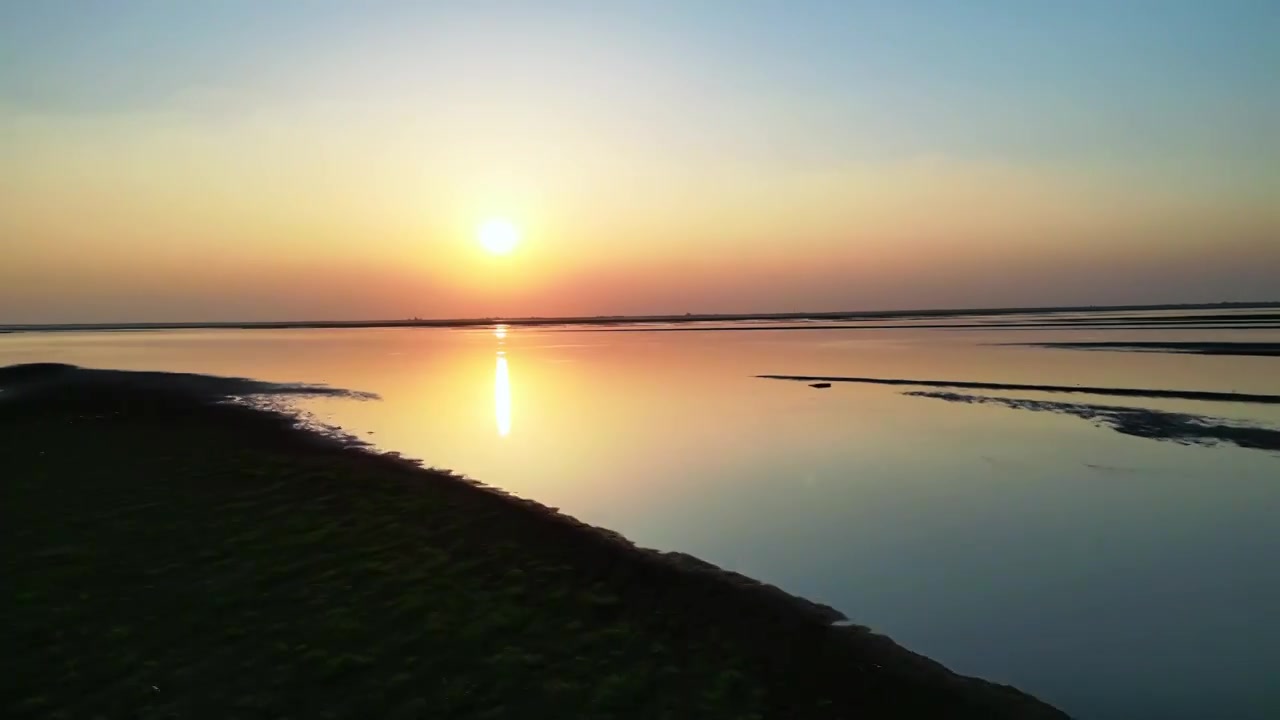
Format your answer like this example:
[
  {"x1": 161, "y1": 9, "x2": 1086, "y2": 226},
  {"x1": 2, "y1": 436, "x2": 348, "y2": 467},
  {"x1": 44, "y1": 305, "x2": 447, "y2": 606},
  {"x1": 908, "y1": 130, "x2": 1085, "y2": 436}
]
[{"x1": 3, "y1": 314, "x2": 1278, "y2": 719}]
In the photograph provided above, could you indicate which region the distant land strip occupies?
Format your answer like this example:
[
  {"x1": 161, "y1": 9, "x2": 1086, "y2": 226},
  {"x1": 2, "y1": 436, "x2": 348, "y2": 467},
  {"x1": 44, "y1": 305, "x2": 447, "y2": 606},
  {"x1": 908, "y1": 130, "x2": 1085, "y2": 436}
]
[
  {"x1": 552, "y1": 321, "x2": 1280, "y2": 333},
  {"x1": 8, "y1": 320, "x2": 1280, "y2": 334},
  {"x1": 986, "y1": 313, "x2": 1280, "y2": 324},
  {"x1": 757, "y1": 375, "x2": 1280, "y2": 405},
  {"x1": 2, "y1": 300, "x2": 1276, "y2": 333},
  {"x1": 1016, "y1": 342, "x2": 1280, "y2": 357}
]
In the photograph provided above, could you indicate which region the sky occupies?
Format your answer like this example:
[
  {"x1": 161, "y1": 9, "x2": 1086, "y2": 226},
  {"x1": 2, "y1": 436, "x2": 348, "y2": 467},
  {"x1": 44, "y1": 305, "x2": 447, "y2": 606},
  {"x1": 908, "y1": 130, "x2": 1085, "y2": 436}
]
[{"x1": 2, "y1": 0, "x2": 1277, "y2": 323}]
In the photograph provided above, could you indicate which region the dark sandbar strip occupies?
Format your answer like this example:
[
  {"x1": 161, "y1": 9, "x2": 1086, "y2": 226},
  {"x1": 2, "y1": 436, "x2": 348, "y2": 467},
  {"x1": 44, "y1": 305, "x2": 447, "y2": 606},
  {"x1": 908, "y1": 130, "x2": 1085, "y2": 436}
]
[
  {"x1": 1019, "y1": 342, "x2": 1280, "y2": 357},
  {"x1": 758, "y1": 374, "x2": 1280, "y2": 404},
  {"x1": 0, "y1": 364, "x2": 1064, "y2": 719},
  {"x1": 905, "y1": 391, "x2": 1280, "y2": 453}
]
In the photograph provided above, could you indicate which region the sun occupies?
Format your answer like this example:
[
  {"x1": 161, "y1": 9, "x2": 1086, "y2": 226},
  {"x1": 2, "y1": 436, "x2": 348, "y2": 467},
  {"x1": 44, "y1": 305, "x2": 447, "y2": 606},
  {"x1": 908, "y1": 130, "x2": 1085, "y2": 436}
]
[{"x1": 477, "y1": 218, "x2": 520, "y2": 255}]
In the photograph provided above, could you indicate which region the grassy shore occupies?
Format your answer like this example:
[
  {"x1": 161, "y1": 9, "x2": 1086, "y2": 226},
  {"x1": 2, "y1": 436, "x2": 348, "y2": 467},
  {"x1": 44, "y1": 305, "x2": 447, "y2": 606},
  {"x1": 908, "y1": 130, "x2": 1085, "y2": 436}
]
[{"x1": 1, "y1": 365, "x2": 1066, "y2": 719}]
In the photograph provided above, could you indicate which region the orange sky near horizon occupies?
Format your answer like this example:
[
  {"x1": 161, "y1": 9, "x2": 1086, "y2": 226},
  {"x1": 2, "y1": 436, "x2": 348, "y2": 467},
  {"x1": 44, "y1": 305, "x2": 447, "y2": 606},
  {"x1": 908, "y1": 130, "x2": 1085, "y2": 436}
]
[{"x1": 2, "y1": 2, "x2": 1277, "y2": 323}]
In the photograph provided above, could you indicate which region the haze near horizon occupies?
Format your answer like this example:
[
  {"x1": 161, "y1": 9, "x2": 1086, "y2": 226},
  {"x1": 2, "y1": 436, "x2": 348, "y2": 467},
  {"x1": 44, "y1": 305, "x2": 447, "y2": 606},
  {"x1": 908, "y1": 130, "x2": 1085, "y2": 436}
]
[{"x1": 2, "y1": 1, "x2": 1277, "y2": 324}]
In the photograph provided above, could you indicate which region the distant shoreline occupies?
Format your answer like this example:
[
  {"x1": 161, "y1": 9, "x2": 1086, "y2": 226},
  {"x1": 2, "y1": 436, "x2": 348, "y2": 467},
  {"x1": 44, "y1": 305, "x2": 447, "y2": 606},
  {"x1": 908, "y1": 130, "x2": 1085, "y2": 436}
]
[{"x1": 3, "y1": 300, "x2": 1278, "y2": 333}]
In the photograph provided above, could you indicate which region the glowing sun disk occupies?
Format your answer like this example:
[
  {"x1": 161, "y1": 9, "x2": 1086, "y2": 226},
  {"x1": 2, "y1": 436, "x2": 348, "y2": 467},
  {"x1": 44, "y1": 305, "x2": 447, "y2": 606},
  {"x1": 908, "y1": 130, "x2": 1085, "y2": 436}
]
[{"x1": 478, "y1": 218, "x2": 520, "y2": 255}]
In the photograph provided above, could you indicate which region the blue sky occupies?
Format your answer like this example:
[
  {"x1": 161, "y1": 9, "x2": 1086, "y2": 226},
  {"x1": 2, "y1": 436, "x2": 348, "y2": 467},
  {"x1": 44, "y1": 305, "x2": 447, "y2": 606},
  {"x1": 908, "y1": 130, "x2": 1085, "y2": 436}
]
[{"x1": 2, "y1": 1, "x2": 1277, "y2": 321}]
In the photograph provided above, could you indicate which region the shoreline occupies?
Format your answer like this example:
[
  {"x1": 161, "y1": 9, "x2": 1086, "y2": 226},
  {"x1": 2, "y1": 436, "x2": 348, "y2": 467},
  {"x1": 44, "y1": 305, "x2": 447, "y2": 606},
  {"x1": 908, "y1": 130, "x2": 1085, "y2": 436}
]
[{"x1": 1, "y1": 364, "x2": 1066, "y2": 718}]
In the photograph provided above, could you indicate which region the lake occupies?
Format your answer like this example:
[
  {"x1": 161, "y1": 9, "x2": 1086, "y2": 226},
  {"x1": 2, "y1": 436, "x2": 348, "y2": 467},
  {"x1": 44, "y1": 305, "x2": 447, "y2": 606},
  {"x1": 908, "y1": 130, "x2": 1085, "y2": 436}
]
[{"x1": 3, "y1": 308, "x2": 1278, "y2": 719}]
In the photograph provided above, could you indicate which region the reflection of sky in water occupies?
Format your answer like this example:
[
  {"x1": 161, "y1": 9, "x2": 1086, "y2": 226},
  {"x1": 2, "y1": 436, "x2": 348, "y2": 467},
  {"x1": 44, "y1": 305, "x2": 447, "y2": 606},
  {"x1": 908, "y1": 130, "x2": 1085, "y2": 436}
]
[
  {"x1": 495, "y1": 352, "x2": 510, "y2": 438},
  {"x1": 2, "y1": 317, "x2": 1279, "y2": 720},
  {"x1": 495, "y1": 324, "x2": 511, "y2": 437}
]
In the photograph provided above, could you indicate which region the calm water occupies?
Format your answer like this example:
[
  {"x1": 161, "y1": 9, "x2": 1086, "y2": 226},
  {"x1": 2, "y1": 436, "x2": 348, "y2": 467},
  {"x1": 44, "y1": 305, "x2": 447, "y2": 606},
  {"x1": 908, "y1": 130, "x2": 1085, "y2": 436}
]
[{"x1": 3, "y1": 316, "x2": 1279, "y2": 719}]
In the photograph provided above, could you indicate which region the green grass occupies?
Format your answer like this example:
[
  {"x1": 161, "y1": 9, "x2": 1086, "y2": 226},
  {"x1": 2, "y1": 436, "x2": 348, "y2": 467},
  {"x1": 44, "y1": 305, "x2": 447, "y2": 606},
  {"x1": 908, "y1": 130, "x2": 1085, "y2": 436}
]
[{"x1": 0, "y1": 378, "x2": 1063, "y2": 719}]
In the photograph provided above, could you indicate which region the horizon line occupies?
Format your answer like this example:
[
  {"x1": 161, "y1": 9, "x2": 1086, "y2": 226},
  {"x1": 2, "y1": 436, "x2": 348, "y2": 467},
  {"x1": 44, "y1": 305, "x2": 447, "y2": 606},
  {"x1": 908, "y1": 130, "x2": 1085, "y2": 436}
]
[{"x1": 3, "y1": 299, "x2": 1277, "y2": 332}]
